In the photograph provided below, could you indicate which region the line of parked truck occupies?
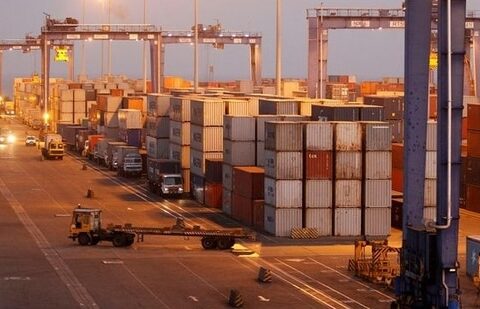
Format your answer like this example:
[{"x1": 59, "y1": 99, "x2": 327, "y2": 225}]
[{"x1": 57, "y1": 125, "x2": 185, "y2": 197}]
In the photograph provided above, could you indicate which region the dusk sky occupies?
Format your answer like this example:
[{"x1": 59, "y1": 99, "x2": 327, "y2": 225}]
[{"x1": 1, "y1": 0, "x2": 479, "y2": 96}]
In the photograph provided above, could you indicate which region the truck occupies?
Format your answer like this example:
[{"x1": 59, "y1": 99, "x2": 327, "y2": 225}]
[
  {"x1": 112, "y1": 145, "x2": 143, "y2": 177},
  {"x1": 62, "y1": 125, "x2": 86, "y2": 151},
  {"x1": 147, "y1": 158, "x2": 184, "y2": 197},
  {"x1": 31, "y1": 119, "x2": 43, "y2": 130},
  {"x1": 41, "y1": 133, "x2": 64, "y2": 160},
  {"x1": 105, "y1": 141, "x2": 127, "y2": 170},
  {"x1": 4, "y1": 101, "x2": 14, "y2": 115},
  {"x1": 93, "y1": 138, "x2": 114, "y2": 165},
  {"x1": 69, "y1": 206, "x2": 255, "y2": 249},
  {"x1": 85, "y1": 134, "x2": 104, "y2": 159}
]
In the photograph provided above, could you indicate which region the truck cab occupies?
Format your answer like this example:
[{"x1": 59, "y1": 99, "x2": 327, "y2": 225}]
[
  {"x1": 147, "y1": 159, "x2": 184, "y2": 197},
  {"x1": 113, "y1": 146, "x2": 143, "y2": 177},
  {"x1": 159, "y1": 174, "x2": 184, "y2": 196},
  {"x1": 41, "y1": 133, "x2": 64, "y2": 160}
]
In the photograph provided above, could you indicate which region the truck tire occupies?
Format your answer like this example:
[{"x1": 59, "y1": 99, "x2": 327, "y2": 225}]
[
  {"x1": 78, "y1": 233, "x2": 91, "y2": 246},
  {"x1": 201, "y1": 237, "x2": 217, "y2": 250},
  {"x1": 91, "y1": 237, "x2": 100, "y2": 245},
  {"x1": 125, "y1": 235, "x2": 135, "y2": 247},
  {"x1": 217, "y1": 237, "x2": 235, "y2": 250},
  {"x1": 112, "y1": 233, "x2": 126, "y2": 247}
]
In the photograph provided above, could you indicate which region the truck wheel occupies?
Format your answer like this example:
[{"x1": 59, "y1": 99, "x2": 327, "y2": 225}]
[
  {"x1": 78, "y1": 233, "x2": 91, "y2": 246},
  {"x1": 112, "y1": 234, "x2": 126, "y2": 247},
  {"x1": 217, "y1": 237, "x2": 234, "y2": 250},
  {"x1": 201, "y1": 237, "x2": 217, "y2": 250},
  {"x1": 125, "y1": 235, "x2": 135, "y2": 247}
]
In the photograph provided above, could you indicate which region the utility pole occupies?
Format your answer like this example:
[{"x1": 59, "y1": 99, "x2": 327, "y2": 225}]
[
  {"x1": 276, "y1": 0, "x2": 282, "y2": 96},
  {"x1": 143, "y1": 0, "x2": 148, "y2": 93},
  {"x1": 194, "y1": 0, "x2": 199, "y2": 93}
]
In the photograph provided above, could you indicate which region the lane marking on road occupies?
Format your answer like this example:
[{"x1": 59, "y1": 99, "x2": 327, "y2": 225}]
[
  {"x1": 188, "y1": 296, "x2": 199, "y2": 302},
  {"x1": 102, "y1": 260, "x2": 124, "y2": 265},
  {"x1": 0, "y1": 178, "x2": 98, "y2": 309},
  {"x1": 258, "y1": 295, "x2": 270, "y2": 302},
  {"x1": 54, "y1": 214, "x2": 71, "y2": 217},
  {"x1": 285, "y1": 258, "x2": 305, "y2": 263},
  {"x1": 4, "y1": 276, "x2": 31, "y2": 281}
]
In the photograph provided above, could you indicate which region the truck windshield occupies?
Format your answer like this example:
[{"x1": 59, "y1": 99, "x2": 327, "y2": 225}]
[{"x1": 164, "y1": 177, "x2": 182, "y2": 185}]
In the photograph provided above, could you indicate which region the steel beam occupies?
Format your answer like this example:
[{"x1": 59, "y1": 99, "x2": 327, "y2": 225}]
[
  {"x1": 474, "y1": 36, "x2": 480, "y2": 97},
  {"x1": 68, "y1": 48, "x2": 74, "y2": 81},
  {"x1": 250, "y1": 44, "x2": 262, "y2": 86},
  {"x1": 41, "y1": 38, "x2": 50, "y2": 128}
]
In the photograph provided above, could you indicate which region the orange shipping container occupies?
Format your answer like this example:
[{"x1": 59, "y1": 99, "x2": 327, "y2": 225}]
[
  {"x1": 232, "y1": 166, "x2": 264, "y2": 199},
  {"x1": 467, "y1": 130, "x2": 480, "y2": 157},
  {"x1": 429, "y1": 94, "x2": 437, "y2": 119},
  {"x1": 232, "y1": 194, "x2": 263, "y2": 226},
  {"x1": 392, "y1": 143, "x2": 404, "y2": 169},
  {"x1": 68, "y1": 82, "x2": 82, "y2": 89},
  {"x1": 122, "y1": 97, "x2": 144, "y2": 110},
  {"x1": 204, "y1": 182, "x2": 222, "y2": 208},
  {"x1": 305, "y1": 150, "x2": 333, "y2": 180},
  {"x1": 110, "y1": 89, "x2": 124, "y2": 97},
  {"x1": 468, "y1": 103, "x2": 480, "y2": 131},
  {"x1": 392, "y1": 167, "x2": 403, "y2": 192},
  {"x1": 462, "y1": 117, "x2": 468, "y2": 140},
  {"x1": 466, "y1": 184, "x2": 480, "y2": 213}
]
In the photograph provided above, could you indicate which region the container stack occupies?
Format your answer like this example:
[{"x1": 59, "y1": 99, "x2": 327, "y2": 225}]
[
  {"x1": 334, "y1": 122, "x2": 362, "y2": 236},
  {"x1": 59, "y1": 88, "x2": 74, "y2": 123},
  {"x1": 232, "y1": 166, "x2": 265, "y2": 228},
  {"x1": 169, "y1": 96, "x2": 192, "y2": 194},
  {"x1": 363, "y1": 122, "x2": 392, "y2": 237},
  {"x1": 303, "y1": 122, "x2": 334, "y2": 236},
  {"x1": 363, "y1": 95, "x2": 404, "y2": 142},
  {"x1": 145, "y1": 94, "x2": 171, "y2": 160},
  {"x1": 204, "y1": 159, "x2": 223, "y2": 208},
  {"x1": 190, "y1": 98, "x2": 225, "y2": 203},
  {"x1": 73, "y1": 88, "x2": 87, "y2": 123},
  {"x1": 424, "y1": 120, "x2": 437, "y2": 220},
  {"x1": 97, "y1": 95, "x2": 122, "y2": 138},
  {"x1": 466, "y1": 103, "x2": 480, "y2": 212},
  {"x1": 255, "y1": 115, "x2": 282, "y2": 167},
  {"x1": 258, "y1": 98, "x2": 299, "y2": 115},
  {"x1": 264, "y1": 122, "x2": 303, "y2": 236},
  {"x1": 223, "y1": 115, "x2": 256, "y2": 216},
  {"x1": 118, "y1": 109, "x2": 143, "y2": 147}
]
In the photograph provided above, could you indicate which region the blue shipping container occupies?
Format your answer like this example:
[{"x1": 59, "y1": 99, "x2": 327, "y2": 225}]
[
  {"x1": 119, "y1": 129, "x2": 142, "y2": 148},
  {"x1": 466, "y1": 236, "x2": 480, "y2": 277}
]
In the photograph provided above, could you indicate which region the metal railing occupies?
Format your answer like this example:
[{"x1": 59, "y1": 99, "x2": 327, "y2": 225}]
[
  {"x1": 162, "y1": 30, "x2": 261, "y2": 38},
  {"x1": 307, "y1": 8, "x2": 406, "y2": 18},
  {"x1": 42, "y1": 23, "x2": 160, "y2": 33}
]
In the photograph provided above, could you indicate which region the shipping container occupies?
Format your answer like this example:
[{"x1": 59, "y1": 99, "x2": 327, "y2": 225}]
[
  {"x1": 146, "y1": 136, "x2": 170, "y2": 159},
  {"x1": 304, "y1": 121, "x2": 333, "y2": 151},
  {"x1": 144, "y1": 116, "x2": 168, "y2": 138},
  {"x1": 97, "y1": 95, "x2": 122, "y2": 112},
  {"x1": 363, "y1": 122, "x2": 392, "y2": 151},
  {"x1": 468, "y1": 130, "x2": 480, "y2": 157},
  {"x1": 232, "y1": 194, "x2": 256, "y2": 226},
  {"x1": 466, "y1": 236, "x2": 480, "y2": 277},
  {"x1": 256, "y1": 141, "x2": 265, "y2": 166},
  {"x1": 424, "y1": 179, "x2": 437, "y2": 206},
  {"x1": 190, "y1": 149, "x2": 223, "y2": 176},
  {"x1": 359, "y1": 105, "x2": 384, "y2": 121},
  {"x1": 59, "y1": 101, "x2": 74, "y2": 113},
  {"x1": 122, "y1": 97, "x2": 144, "y2": 111},
  {"x1": 191, "y1": 99, "x2": 225, "y2": 126},
  {"x1": 264, "y1": 177, "x2": 302, "y2": 208},
  {"x1": 365, "y1": 151, "x2": 392, "y2": 179},
  {"x1": 205, "y1": 159, "x2": 223, "y2": 183},
  {"x1": 190, "y1": 125, "x2": 223, "y2": 152},
  {"x1": 305, "y1": 180, "x2": 332, "y2": 208},
  {"x1": 335, "y1": 151, "x2": 362, "y2": 180},
  {"x1": 363, "y1": 95, "x2": 403, "y2": 120},
  {"x1": 204, "y1": 181, "x2": 223, "y2": 208},
  {"x1": 147, "y1": 93, "x2": 171, "y2": 116},
  {"x1": 74, "y1": 89, "x2": 86, "y2": 101},
  {"x1": 305, "y1": 150, "x2": 333, "y2": 180},
  {"x1": 466, "y1": 156, "x2": 480, "y2": 186},
  {"x1": 311, "y1": 104, "x2": 359, "y2": 121},
  {"x1": 423, "y1": 206, "x2": 437, "y2": 222},
  {"x1": 281, "y1": 115, "x2": 310, "y2": 122},
  {"x1": 222, "y1": 163, "x2": 233, "y2": 191},
  {"x1": 232, "y1": 166, "x2": 265, "y2": 199},
  {"x1": 119, "y1": 128, "x2": 142, "y2": 148},
  {"x1": 259, "y1": 98, "x2": 299, "y2": 115},
  {"x1": 224, "y1": 116, "x2": 256, "y2": 141},
  {"x1": 222, "y1": 188, "x2": 232, "y2": 215},
  {"x1": 335, "y1": 180, "x2": 361, "y2": 207},
  {"x1": 391, "y1": 198, "x2": 403, "y2": 229},
  {"x1": 169, "y1": 120, "x2": 190, "y2": 145},
  {"x1": 467, "y1": 103, "x2": 480, "y2": 131},
  {"x1": 224, "y1": 99, "x2": 250, "y2": 116},
  {"x1": 390, "y1": 120, "x2": 404, "y2": 143},
  {"x1": 466, "y1": 184, "x2": 480, "y2": 213},
  {"x1": 426, "y1": 120, "x2": 437, "y2": 151},
  {"x1": 170, "y1": 97, "x2": 191, "y2": 122},
  {"x1": 364, "y1": 207, "x2": 391, "y2": 236},
  {"x1": 255, "y1": 115, "x2": 282, "y2": 141},
  {"x1": 169, "y1": 143, "x2": 190, "y2": 168},
  {"x1": 265, "y1": 121, "x2": 303, "y2": 151},
  {"x1": 104, "y1": 127, "x2": 119, "y2": 139},
  {"x1": 334, "y1": 208, "x2": 361, "y2": 236},
  {"x1": 305, "y1": 208, "x2": 332, "y2": 236},
  {"x1": 223, "y1": 140, "x2": 256, "y2": 166},
  {"x1": 253, "y1": 200, "x2": 265, "y2": 230},
  {"x1": 425, "y1": 151, "x2": 437, "y2": 179},
  {"x1": 118, "y1": 109, "x2": 143, "y2": 129},
  {"x1": 60, "y1": 89, "x2": 74, "y2": 101},
  {"x1": 103, "y1": 112, "x2": 119, "y2": 128},
  {"x1": 335, "y1": 122, "x2": 362, "y2": 151},
  {"x1": 264, "y1": 150, "x2": 303, "y2": 179},
  {"x1": 191, "y1": 173, "x2": 205, "y2": 204},
  {"x1": 364, "y1": 179, "x2": 392, "y2": 207},
  {"x1": 264, "y1": 205, "x2": 302, "y2": 237}
]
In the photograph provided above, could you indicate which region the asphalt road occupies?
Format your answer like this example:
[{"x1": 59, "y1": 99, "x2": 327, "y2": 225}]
[{"x1": 0, "y1": 116, "x2": 478, "y2": 309}]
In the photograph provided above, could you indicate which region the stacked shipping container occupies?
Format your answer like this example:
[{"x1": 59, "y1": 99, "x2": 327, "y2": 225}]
[
  {"x1": 146, "y1": 94, "x2": 170, "y2": 160},
  {"x1": 466, "y1": 103, "x2": 480, "y2": 212}
]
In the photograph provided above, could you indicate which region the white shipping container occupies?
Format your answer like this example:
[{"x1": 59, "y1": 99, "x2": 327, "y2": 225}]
[
  {"x1": 304, "y1": 121, "x2": 333, "y2": 150},
  {"x1": 190, "y1": 149, "x2": 223, "y2": 176},
  {"x1": 190, "y1": 99, "x2": 225, "y2": 126},
  {"x1": 248, "y1": 98, "x2": 259, "y2": 116},
  {"x1": 169, "y1": 120, "x2": 190, "y2": 145},
  {"x1": 147, "y1": 116, "x2": 170, "y2": 138},
  {"x1": 170, "y1": 97, "x2": 191, "y2": 122},
  {"x1": 334, "y1": 208, "x2": 361, "y2": 236},
  {"x1": 224, "y1": 99, "x2": 250, "y2": 116},
  {"x1": 426, "y1": 120, "x2": 437, "y2": 151},
  {"x1": 364, "y1": 122, "x2": 392, "y2": 151},
  {"x1": 335, "y1": 122, "x2": 362, "y2": 151},
  {"x1": 305, "y1": 180, "x2": 332, "y2": 208},
  {"x1": 101, "y1": 96, "x2": 122, "y2": 112},
  {"x1": 364, "y1": 207, "x2": 391, "y2": 236},
  {"x1": 264, "y1": 205, "x2": 302, "y2": 237},
  {"x1": 59, "y1": 112, "x2": 74, "y2": 123},
  {"x1": 223, "y1": 140, "x2": 256, "y2": 166},
  {"x1": 256, "y1": 141, "x2": 265, "y2": 167},
  {"x1": 147, "y1": 94, "x2": 171, "y2": 116},
  {"x1": 190, "y1": 125, "x2": 223, "y2": 152},
  {"x1": 60, "y1": 101, "x2": 74, "y2": 113},
  {"x1": 222, "y1": 188, "x2": 232, "y2": 215},
  {"x1": 74, "y1": 89, "x2": 86, "y2": 102},
  {"x1": 305, "y1": 208, "x2": 332, "y2": 236},
  {"x1": 264, "y1": 150, "x2": 303, "y2": 179},
  {"x1": 335, "y1": 152, "x2": 362, "y2": 180},
  {"x1": 424, "y1": 206, "x2": 436, "y2": 222},
  {"x1": 170, "y1": 143, "x2": 190, "y2": 169},
  {"x1": 365, "y1": 151, "x2": 392, "y2": 179},
  {"x1": 60, "y1": 89, "x2": 74, "y2": 101},
  {"x1": 146, "y1": 136, "x2": 170, "y2": 159},
  {"x1": 425, "y1": 178, "x2": 436, "y2": 206},
  {"x1": 224, "y1": 116, "x2": 256, "y2": 141},
  {"x1": 265, "y1": 122, "x2": 303, "y2": 151},
  {"x1": 335, "y1": 180, "x2": 361, "y2": 207},
  {"x1": 264, "y1": 177, "x2": 302, "y2": 208},
  {"x1": 425, "y1": 151, "x2": 437, "y2": 179},
  {"x1": 104, "y1": 112, "x2": 119, "y2": 128},
  {"x1": 118, "y1": 109, "x2": 143, "y2": 129},
  {"x1": 364, "y1": 179, "x2": 392, "y2": 207},
  {"x1": 255, "y1": 115, "x2": 282, "y2": 141},
  {"x1": 93, "y1": 82, "x2": 105, "y2": 90},
  {"x1": 222, "y1": 163, "x2": 233, "y2": 191}
]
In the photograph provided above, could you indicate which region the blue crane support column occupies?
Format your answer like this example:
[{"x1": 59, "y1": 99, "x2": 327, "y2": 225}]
[{"x1": 434, "y1": 0, "x2": 465, "y2": 307}]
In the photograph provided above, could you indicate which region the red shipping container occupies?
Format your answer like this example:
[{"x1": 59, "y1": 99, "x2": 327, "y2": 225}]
[
  {"x1": 429, "y1": 94, "x2": 437, "y2": 119},
  {"x1": 232, "y1": 166, "x2": 265, "y2": 199},
  {"x1": 110, "y1": 89, "x2": 124, "y2": 97},
  {"x1": 466, "y1": 184, "x2": 480, "y2": 213},
  {"x1": 204, "y1": 182, "x2": 222, "y2": 208},
  {"x1": 232, "y1": 194, "x2": 255, "y2": 226},
  {"x1": 305, "y1": 150, "x2": 333, "y2": 180},
  {"x1": 392, "y1": 143, "x2": 404, "y2": 169},
  {"x1": 253, "y1": 200, "x2": 264, "y2": 230},
  {"x1": 468, "y1": 103, "x2": 480, "y2": 131},
  {"x1": 467, "y1": 130, "x2": 480, "y2": 158},
  {"x1": 392, "y1": 167, "x2": 403, "y2": 192},
  {"x1": 462, "y1": 117, "x2": 467, "y2": 140}
]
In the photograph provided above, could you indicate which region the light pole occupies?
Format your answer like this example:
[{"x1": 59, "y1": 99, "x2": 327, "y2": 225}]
[
  {"x1": 81, "y1": 0, "x2": 86, "y2": 78},
  {"x1": 107, "y1": 0, "x2": 111, "y2": 76},
  {"x1": 276, "y1": 0, "x2": 282, "y2": 96},
  {"x1": 194, "y1": 0, "x2": 199, "y2": 93},
  {"x1": 143, "y1": 0, "x2": 147, "y2": 93}
]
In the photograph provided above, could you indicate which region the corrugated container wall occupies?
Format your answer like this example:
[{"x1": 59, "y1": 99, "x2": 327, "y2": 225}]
[
  {"x1": 224, "y1": 116, "x2": 256, "y2": 141},
  {"x1": 232, "y1": 166, "x2": 265, "y2": 199},
  {"x1": 426, "y1": 120, "x2": 437, "y2": 151},
  {"x1": 305, "y1": 180, "x2": 332, "y2": 208},
  {"x1": 264, "y1": 178, "x2": 302, "y2": 208},
  {"x1": 147, "y1": 94, "x2": 171, "y2": 116},
  {"x1": 118, "y1": 109, "x2": 143, "y2": 129},
  {"x1": 335, "y1": 152, "x2": 362, "y2": 179},
  {"x1": 170, "y1": 143, "x2": 190, "y2": 168},
  {"x1": 466, "y1": 236, "x2": 480, "y2": 277},
  {"x1": 265, "y1": 121, "x2": 303, "y2": 151},
  {"x1": 190, "y1": 125, "x2": 223, "y2": 152},
  {"x1": 191, "y1": 99, "x2": 225, "y2": 126},
  {"x1": 364, "y1": 179, "x2": 392, "y2": 207},
  {"x1": 365, "y1": 152, "x2": 392, "y2": 179},
  {"x1": 169, "y1": 121, "x2": 190, "y2": 145},
  {"x1": 147, "y1": 116, "x2": 169, "y2": 138},
  {"x1": 305, "y1": 150, "x2": 333, "y2": 180},
  {"x1": 264, "y1": 205, "x2": 302, "y2": 237},
  {"x1": 170, "y1": 97, "x2": 191, "y2": 122},
  {"x1": 425, "y1": 151, "x2": 437, "y2": 179},
  {"x1": 335, "y1": 180, "x2": 361, "y2": 207},
  {"x1": 222, "y1": 163, "x2": 233, "y2": 190},
  {"x1": 222, "y1": 188, "x2": 232, "y2": 215},
  {"x1": 305, "y1": 208, "x2": 332, "y2": 236},
  {"x1": 335, "y1": 122, "x2": 362, "y2": 151},
  {"x1": 363, "y1": 122, "x2": 392, "y2": 151},
  {"x1": 424, "y1": 179, "x2": 437, "y2": 206},
  {"x1": 256, "y1": 115, "x2": 282, "y2": 141},
  {"x1": 259, "y1": 99, "x2": 299, "y2": 115},
  {"x1": 264, "y1": 150, "x2": 303, "y2": 179},
  {"x1": 224, "y1": 99, "x2": 250, "y2": 116},
  {"x1": 223, "y1": 140, "x2": 256, "y2": 166},
  {"x1": 334, "y1": 208, "x2": 361, "y2": 236},
  {"x1": 146, "y1": 136, "x2": 170, "y2": 159},
  {"x1": 304, "y1": 122, "x2": 333, "y2": 150},
  {"x1": 190, "y1": 149, "x2": 223, "y2": 176},
  {"x1": 364, "y1": 207, "x2": 391, "y2": 236}
]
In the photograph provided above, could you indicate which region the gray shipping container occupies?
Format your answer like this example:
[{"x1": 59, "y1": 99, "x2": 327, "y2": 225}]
[
  {"x1": 147, "y1": 93, "x2": 171, "y2": 116},
  {"x1": 222, "y1": 163, "x2": 233, "y2": 191},
  {"x1": 222, "y1": 188, "x2": 232, "y2": 215},
  {"x1": 146, "y1": 136, "x2": 170, "y2": 159},
  {"x1": 311, "y1": 104, "x2": 359, "y2": 121},
  {"x1": 224, "y1": 116, "x2": 256, "y2": 141},
  {"x1": 223, "y1": 140, "x2": 256, "y2": 166},
  {"x1": 335, "y1": 180, "x2": 361, "y2": 207},
  {"x1": 390, "y1": 120, "x2": 404, "y2": 143},
  {"x1": 364, "y1": 179, "x2": 392, "y2": 207},
  {"x1": 335, "y1": 122, "x2": 362, "y2": 151},
  {"x1": 264, "y1": 205, "x2": 302, "y2": 237},
  {"x1": 256, "y1": 115, "x2": 282, "y2": 141},
  {"x1": 304, "y1": 121, "x2": 333, "y2": 151},
  {"x1": 265, "y1": 121, "x2": 303, "y2": 151},
  {"x1": 305, "y1": 180, "x2": 332, "y2": 208},
  {"x1": 334, "y1": 208, "x2": 361, "y2": 236},
  {"x1": 359, "y1": 105, "x2": 384, "y2": 121},
  {"x1": 256, "y1": 141, "x2": 265, "y2": 167},
  {"x1": 264, "y1": 150, "x2": 303, "y2": 180},
  {"x1": 259, "y1": 98, "x2": 299, "y2": 115},
  {"x1": 424, "y1": 179, "x2": 436, "y2": 206},
  {"x1": 335, "y1": 151, "x2": 362, "y2": 180},
  {"x1": 426, "y1": 120, "x2": 437, "y2": 151},
  {"x1": 190, "y1": 149, "x2": 223, "y2": 176},
  {"x1": 190, "y1": 99, "x2": 225, "y2": 126},
  {"x1": 170, "y1": 97, "x2": 191, "y2": 122},
  {"x1": 190, "y1": 125, "x2": 223, "y2": 152},
  {"x1": 364, "y1": 207, "x2": 391, "y2": 237},
  {"x1": 365, "y1": 151, "x2": 392, "y2": 179},
  {"x1": 305, "y1": 208, "x2": 332, "y2": 236},
  {"x1": 169, "y1": 121, "x2": 190, "y2": 146},
  {"x1": 363, "y1": 122, "x2": 392, "y2": 151},
  {"x1": 264, "y1": 178, "x2": 302, "y2": 208},
  {"x1": 147, "y1": 116, "x2": 169, "y2": 138},
  {"x1": 425, "y1": 151, "x2": 437, "y2": 179},
  {"x1": 424, "y1": 206, "x2": 437, "y2": 222},
  {"x1": 170, "y1": 143, "x2": 190, "y2": 169},
  {"x1": 363, "y1": 95, "x2": 403, "y2": 120}
]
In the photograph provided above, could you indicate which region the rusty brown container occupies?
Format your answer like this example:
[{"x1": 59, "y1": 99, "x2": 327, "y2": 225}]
[
  {"x1": 232, "y1": 166, "x2": 265, "y2": 199},
  {"x1": 391, "y1": 198, "x2": 403, "y2": 229},
  {"x1": 466, "y1": 184, "x2": 480, "y2": 213},
  {"x1": 392, "y1": 167, "x2": 403, "y2": 192},
  {"x1": 392, "y1": 143, "x2": 404, "y2": 169},
  {"x1": 110, "y1": 88, "x2": 124, "y2": 97},
  {"x1": 468, "y1": 130, "x2": 480, "y2": 157},
  {"x1": 463, "y1": 117, "x2": 468, "y2": 140},
  {"x1": 253, "y1": 200, "x2": 265, "y2": 230},
  {"x1": 204, "y1": 181, "x2": 223, "y2": 208},
  {"x1": 232, "y1": 193, "x2": 254, "y2": 226},
  {"x1": 468, "y1": 103, "x2": 480, "y2": 131},
  {"x1": 305, "y1": 150, "x2": 333, "y2": 180},
  {"x1": 205, "y1": 159, "x2": 223, "y2": 183}
]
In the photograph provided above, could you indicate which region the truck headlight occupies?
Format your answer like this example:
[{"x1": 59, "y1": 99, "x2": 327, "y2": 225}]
[{"x1": 178, "y1": 188, "x2": 184, "y2": 193}]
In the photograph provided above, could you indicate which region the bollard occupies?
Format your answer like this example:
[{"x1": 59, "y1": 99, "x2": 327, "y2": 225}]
[
  {"x1": 86, "y1": 188, "x2": 94, "y2": 198},
  {"x1": 258, "y1": 267, "x2": 272, "y2": 283},
  {"x1": 82, "y1": 163, "x2": 87, "y2": 170},
  {"x1": 228, "y1": 289, "x2": 244, "y2": 308}
]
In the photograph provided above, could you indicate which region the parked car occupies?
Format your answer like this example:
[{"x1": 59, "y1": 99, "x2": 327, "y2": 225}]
[{"x1": 25, "y1": 135, "x2": 37, "y2": 146}]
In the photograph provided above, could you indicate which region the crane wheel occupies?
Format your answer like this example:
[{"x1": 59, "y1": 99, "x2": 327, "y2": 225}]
[
  {"x1": 201, "y1": 237, "x2": 217, "y2": 250},
  {"x1": 217, "y1": 237, "x2": 234, "y2": 250},
  {"x1": 112, "y1": 234, "x2": 127, "y2": 247},
  {"x1": 78, "y1": 233, "x2": 91, "y2": 246}
]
